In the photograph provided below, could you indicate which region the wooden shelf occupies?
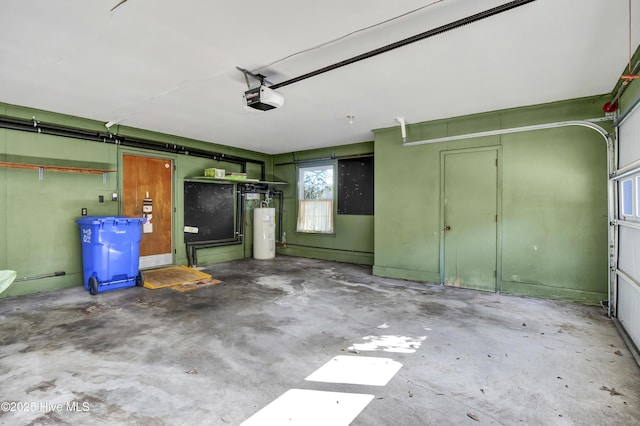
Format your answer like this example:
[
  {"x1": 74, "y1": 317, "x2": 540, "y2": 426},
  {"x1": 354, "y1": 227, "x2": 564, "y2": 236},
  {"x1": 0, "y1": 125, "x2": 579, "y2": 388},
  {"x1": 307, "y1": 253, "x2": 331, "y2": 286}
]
[
  {"x1": 185, "y1": 176, "x2": 287, "y2": 185},
  {"x1": 0, "y1": 155, "x2": 116, "y2": 181},
  {"x1": 0, "y1": 161, "x2": 116, "y2": 174}
]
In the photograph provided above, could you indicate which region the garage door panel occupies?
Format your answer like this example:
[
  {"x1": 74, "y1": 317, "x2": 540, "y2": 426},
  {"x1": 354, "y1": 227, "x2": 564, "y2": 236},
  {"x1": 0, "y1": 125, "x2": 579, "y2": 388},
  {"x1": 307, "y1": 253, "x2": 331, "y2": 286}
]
[
  {"x1": 619, "y1": 227, "x2": 640, "y2": 279},
  {"x1": 619, "y1": 108, "x2": 640, "y2": 168},
  {"x1": 616, "y1": 101, "x2": 640, "y2": 351},
  {"x1": 618, "y1": 277, "x2": 640, "y2": 348}
]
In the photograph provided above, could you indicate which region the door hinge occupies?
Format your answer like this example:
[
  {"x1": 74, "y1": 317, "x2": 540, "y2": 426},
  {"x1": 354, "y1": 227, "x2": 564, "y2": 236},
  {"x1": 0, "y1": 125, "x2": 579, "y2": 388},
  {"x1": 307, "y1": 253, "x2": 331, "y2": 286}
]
[
  {"x1": 495, "y1": 214, "x2": 498, "y2": 222},
  {"x1": 495, "y1": 158, "x2": 498, "y2": 167},
  {"x1": 494, "y1": 270, "x2": 497, "y2": 277}
]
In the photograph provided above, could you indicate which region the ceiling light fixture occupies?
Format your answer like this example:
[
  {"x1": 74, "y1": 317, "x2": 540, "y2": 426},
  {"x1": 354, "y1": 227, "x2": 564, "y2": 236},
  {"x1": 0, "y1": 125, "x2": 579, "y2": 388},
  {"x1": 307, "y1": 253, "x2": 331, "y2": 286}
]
[{"x1": 347, "y1": 115, "x2": 355, "y2": 125}]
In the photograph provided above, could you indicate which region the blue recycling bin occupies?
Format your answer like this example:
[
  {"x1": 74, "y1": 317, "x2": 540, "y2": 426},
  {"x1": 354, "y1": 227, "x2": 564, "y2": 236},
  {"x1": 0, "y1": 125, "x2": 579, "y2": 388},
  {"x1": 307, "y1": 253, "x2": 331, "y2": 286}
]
[{"x1": 76, "y1": 216, "x2": 146, "y2": 295}]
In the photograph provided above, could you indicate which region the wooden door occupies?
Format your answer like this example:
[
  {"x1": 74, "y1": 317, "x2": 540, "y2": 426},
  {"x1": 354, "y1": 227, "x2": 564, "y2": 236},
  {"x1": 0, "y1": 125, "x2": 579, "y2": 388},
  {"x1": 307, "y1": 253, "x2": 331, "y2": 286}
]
[
  {"x1": 123, "y1": 154, "x2": 173, "y2": 269},
  {"x1": 441, "y1": 148, "x2": 498, "y2": 291}
]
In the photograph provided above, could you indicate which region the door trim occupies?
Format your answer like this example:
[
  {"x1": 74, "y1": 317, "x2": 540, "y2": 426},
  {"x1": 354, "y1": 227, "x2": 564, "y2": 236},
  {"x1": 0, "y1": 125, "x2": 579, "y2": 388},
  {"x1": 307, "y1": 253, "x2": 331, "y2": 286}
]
[
  {"x1": 439, "y1": 145, "x2": 502, "y2": 291},
  {"x1": 139, "y1": 254, "x2": 174, "y2": 270},
  {"x1": 119, "y1": 148, "x2": 177, "y2": 268}
]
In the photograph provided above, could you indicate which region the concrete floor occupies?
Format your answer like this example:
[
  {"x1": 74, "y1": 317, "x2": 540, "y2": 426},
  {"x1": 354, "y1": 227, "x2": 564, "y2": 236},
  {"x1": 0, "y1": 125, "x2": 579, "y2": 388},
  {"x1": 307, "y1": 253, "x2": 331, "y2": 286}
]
[{"x1": 1, "y1": 256, "x2": 639, "y2": 425}]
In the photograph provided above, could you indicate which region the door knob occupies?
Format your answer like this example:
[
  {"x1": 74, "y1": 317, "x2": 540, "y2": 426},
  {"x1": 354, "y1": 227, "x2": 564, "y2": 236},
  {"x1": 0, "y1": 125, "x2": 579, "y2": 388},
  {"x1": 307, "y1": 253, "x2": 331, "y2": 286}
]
[{"x1": 444, "y1": 226, "x2": 451, "y2": 231}]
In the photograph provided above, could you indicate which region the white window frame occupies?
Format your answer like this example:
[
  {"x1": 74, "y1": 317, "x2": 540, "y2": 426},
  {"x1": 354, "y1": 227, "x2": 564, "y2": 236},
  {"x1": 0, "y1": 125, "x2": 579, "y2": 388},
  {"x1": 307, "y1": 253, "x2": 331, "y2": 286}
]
[
  {"x1": 636, "y1": 176, "x2": 640, "y2": 217},
  {"x1": 621, "y1": 178, "x2": 634, "y2": 217},
  {"x1": 296, "y1": 164, "x2": 334, "y2": 234}
]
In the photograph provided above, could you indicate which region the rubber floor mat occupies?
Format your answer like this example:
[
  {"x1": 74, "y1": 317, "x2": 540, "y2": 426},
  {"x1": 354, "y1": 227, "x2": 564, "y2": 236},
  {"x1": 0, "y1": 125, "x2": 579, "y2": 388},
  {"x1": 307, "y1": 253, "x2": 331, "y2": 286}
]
[{"x1": 143, "y1": 266, "x2": 211, "y2": 289}]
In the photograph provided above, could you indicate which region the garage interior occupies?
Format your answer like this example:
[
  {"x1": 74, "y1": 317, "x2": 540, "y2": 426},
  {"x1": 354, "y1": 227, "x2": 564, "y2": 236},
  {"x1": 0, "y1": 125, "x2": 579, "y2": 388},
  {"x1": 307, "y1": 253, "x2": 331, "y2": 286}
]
[{"x1": 1, "y1": 1, "x2": 640, "y2": 425}]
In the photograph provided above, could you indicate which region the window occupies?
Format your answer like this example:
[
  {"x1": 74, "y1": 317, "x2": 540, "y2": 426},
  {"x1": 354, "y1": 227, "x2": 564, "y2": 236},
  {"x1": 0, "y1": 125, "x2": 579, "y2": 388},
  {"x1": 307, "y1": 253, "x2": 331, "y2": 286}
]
[
  {"x1": 297, "y1": 164, "x2": 334, "y2": 233},
  {"x1": 621, "y1": 179, "x2": 634, "y2": 217},
  {"x1": 637, "y1": 176, "x2": 640, "y2": 217}
]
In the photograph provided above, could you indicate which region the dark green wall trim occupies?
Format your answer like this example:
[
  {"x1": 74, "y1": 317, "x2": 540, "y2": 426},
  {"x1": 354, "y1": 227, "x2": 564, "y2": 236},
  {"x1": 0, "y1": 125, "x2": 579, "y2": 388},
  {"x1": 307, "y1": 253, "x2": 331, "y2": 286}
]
[
  {"x1": 277, "y1": 246, "x2": 373, "y2": 265},
  {"x1": 372, "y1": 265, "x2": 439, "y2": 283},
  {"x1": 282, "y1": 243, "x2": 372, "y2": 253}
]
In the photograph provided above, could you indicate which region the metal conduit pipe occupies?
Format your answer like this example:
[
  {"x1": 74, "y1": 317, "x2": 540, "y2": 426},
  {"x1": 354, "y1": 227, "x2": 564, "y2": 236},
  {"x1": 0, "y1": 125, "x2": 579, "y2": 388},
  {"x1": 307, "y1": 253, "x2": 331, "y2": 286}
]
[
  {"x1": 402, "y1": 119, "x2": 615, "y2": 317},
  {"x1": 275, "y1": 153, "x2": 373, "y2": 167},
  {"x1": 0, "y1": 116, "x2": 266, "y2": 180},
  {"x1": 402, "y1": 119, "x2": 611, "y2": 149},
  {"x1": 610, "y1": 59, "x2": 640, "y2": 112},
  {"x1": 13, "y1": 271, "x2": 66, "y2": 282},
  {"x1": 274, "y1": 190, "x2": 284, "y2": 243},
  {"x1": 269, "y1": 0, "x2": 537, "y2": 90},
  {"x1": 186, "y1": 239, "x2": 243, "y2": 267}
]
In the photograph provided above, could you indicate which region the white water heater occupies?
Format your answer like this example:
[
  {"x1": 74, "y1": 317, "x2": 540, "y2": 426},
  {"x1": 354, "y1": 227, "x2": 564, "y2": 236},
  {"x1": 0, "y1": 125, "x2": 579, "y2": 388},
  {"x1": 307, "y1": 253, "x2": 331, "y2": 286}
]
[{"x1": 253, "y1": 207, "x2": 275, "y2": 259}]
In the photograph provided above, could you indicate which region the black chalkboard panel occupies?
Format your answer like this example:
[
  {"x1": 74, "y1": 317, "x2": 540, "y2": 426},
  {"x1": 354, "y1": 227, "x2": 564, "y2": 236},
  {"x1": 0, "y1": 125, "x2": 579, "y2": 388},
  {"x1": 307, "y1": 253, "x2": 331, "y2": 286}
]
[
  {"x1": 337, "y1": 156, "x2": 374, "y2": 215},
  {"x1": 184, "y1": 182, "x2": 235, "y2": 242}
]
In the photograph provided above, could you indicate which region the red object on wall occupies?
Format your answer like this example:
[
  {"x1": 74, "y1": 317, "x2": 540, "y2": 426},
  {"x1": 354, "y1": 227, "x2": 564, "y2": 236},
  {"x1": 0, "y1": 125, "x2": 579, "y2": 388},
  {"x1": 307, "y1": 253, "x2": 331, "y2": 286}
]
[{"x1": 603, "y1": 101, "x2": 619, "y2": 113}]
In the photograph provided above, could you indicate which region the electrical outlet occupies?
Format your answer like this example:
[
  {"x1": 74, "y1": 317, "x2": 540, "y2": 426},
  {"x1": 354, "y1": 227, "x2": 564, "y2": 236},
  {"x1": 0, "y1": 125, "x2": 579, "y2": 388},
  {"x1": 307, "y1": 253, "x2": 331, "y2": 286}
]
[
  {"x1": 81, "y1": 208, "x2": 88, "y2": 216},
  {"x1": 112, "y1": 192, "x2": 118, "y2": 201}
]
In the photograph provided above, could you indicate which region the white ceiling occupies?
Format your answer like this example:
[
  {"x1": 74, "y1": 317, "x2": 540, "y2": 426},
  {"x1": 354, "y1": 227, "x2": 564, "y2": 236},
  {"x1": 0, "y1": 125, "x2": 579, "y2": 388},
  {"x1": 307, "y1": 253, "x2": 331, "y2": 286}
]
[{"x1": 1, "y1": 0, "x2": 638, "y2": 154}]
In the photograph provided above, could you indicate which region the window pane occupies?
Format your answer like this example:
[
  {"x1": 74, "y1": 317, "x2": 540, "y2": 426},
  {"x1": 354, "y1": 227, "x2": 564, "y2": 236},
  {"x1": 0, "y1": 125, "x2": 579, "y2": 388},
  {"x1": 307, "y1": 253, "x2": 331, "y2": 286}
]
[
  {"x1": 622, "y1": 179, "x2": 633, "y2": 216},
  {"x1": 297, "y1": 164, "x2": 334, "y2": 233},
  {"x1": 637, "y1": 176, "x2": 640, "y2": 217},
  {"x1": 300, "y1": 166, "x2": 333, "y2": 200}
]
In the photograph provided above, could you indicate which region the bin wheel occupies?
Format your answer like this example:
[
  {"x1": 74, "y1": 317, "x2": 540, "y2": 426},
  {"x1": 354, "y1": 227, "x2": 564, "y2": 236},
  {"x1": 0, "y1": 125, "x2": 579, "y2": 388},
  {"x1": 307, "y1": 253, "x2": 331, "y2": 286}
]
[
  {"x1": 88, "y1": 276, "x2": 99, "y2": 295},
  {"x1": 136, "y1": 270, "x2": 145, "y2": 287}
]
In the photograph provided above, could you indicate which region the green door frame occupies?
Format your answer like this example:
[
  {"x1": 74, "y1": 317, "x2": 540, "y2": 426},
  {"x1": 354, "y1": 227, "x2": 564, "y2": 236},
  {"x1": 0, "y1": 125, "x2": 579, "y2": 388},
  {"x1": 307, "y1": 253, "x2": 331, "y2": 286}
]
[{"x1": 439, "y1": 145, "x2": 502, "y2": 291}]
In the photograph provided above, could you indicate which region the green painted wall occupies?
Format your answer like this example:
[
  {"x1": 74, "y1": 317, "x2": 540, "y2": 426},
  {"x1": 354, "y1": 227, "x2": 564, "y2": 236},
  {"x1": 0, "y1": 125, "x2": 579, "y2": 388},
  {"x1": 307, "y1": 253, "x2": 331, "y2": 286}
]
[
  {"x1": 1, "y1": 130, "x2": 118, "y2": 296},
  {"x1": 273, "y1": 142, "x2": 375, "y2": 265},
  {"x1": 0, "y1": 103, "x2": 272, "y2": 297},
  {"x1": 2, "y1": 72, "x2": 634, "y2": 303},
  {"x1": 373, "y1": 96, "x2": 611, "y2": 304}
]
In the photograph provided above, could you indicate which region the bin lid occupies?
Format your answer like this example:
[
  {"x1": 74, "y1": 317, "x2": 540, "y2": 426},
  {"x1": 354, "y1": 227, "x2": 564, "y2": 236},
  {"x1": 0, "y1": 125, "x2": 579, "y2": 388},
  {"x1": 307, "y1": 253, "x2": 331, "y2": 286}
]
[{"x1": 76, "y1": 216, "x2": 146, "y2": 224}]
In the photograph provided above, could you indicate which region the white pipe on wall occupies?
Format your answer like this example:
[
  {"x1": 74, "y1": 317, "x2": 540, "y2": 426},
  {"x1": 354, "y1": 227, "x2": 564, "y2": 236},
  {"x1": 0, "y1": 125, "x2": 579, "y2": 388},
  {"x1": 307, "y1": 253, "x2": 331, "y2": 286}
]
[
  {"x1": 395, "y1": 117, "x2": 407, "y2": 143},
  {"x1": 402, "y1": 119, "x2": 611, "y2": 148}
]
